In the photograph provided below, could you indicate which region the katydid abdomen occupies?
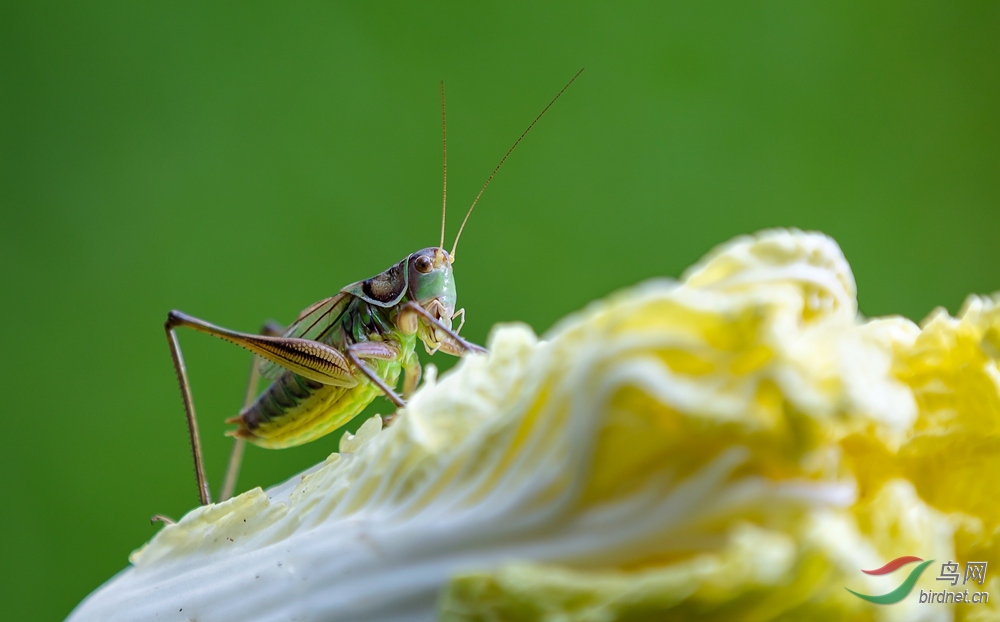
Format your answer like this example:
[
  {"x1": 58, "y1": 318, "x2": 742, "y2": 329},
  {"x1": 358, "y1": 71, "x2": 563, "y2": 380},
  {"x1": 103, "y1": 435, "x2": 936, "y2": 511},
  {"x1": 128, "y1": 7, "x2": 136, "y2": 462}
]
[{"x1": 231, "y1": 335, "x2": 414, "y2": 449}]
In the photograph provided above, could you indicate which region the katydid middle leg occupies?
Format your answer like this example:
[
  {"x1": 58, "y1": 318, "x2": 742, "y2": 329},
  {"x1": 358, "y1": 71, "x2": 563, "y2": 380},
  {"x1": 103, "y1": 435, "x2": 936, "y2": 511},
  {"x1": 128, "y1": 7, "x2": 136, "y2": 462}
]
[{"x1": 346, "y1": 341, "x2": 406, "y2": 408}]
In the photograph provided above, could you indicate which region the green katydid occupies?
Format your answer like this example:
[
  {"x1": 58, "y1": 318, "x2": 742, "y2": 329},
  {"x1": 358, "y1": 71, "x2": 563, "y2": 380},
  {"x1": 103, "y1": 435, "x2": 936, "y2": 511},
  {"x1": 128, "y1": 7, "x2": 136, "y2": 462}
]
[{"x1": 163, "y1": 70, "x2": 583, "y2": 508}]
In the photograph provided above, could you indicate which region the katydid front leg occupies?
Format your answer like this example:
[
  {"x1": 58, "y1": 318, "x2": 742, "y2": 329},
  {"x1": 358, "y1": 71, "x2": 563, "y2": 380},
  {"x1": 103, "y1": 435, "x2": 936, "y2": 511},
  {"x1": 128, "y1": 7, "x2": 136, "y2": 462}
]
[{"x1": 403, "y1": 301, "x2": 488, "y2": 355}]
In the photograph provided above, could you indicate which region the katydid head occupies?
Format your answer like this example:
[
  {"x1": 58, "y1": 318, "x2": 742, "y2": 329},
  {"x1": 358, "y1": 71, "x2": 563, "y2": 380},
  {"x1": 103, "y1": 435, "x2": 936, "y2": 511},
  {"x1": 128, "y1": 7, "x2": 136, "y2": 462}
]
[
  {"x1": 408, "y1": 247, "x2": 455, "y2": 308},
  {"x1": 407, "y1": 246, "x2": 459, "y2": 354},
  {"x1": 343, "y1": 246, "x2": 461, "y2": 354}
]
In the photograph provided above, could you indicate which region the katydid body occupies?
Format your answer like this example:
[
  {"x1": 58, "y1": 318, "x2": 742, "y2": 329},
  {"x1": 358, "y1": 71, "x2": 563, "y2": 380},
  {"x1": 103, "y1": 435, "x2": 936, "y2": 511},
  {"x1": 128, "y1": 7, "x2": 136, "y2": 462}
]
[
  {"x1": 165, "y1": 247, "x2": 480, "y2": 505},
  {"x1": 224, "y1": 246, "x2": 474, "y2": 449},
  {"x1": 162, "y1": 70, "x2": 583, "y2": 509}
]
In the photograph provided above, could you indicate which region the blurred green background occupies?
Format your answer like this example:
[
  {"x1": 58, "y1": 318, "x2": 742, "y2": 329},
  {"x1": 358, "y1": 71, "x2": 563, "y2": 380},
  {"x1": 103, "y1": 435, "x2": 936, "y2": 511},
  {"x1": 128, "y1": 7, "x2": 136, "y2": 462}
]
[{"x1": 1, "y1": 2, "x2": 998, "y2": 619}]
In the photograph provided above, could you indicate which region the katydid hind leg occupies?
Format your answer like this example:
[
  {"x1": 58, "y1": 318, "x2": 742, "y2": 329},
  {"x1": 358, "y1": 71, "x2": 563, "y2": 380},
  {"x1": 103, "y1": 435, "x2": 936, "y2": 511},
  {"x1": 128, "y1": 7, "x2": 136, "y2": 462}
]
[
  {"x1": 166, "y1": 310, "x2": 356, "y2": 386},
  {"x1": 220, "y1": 320, "x2": 284, "y2": 502},
  {"x1": 164, "y1": 313, "x2": 213, "y2": 506},
  {"x1": 166, "y1": 309, "x2": 352, "y2": 508}
]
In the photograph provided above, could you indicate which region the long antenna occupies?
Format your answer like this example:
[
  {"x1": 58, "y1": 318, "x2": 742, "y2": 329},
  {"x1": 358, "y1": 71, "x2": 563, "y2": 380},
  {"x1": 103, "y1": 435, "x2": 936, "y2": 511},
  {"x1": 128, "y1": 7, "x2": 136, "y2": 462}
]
[
  {"x1": 450, "y1": 67, "x2": 584, "y2": 260},
  {"x1": 439, "y1": 81, "x2": 448, "y2": 249}
]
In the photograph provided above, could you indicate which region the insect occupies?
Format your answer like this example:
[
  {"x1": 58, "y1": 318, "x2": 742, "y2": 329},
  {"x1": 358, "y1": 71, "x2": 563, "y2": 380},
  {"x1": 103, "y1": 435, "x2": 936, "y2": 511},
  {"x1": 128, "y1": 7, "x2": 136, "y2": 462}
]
[{"x1": 164, "y1": 69, "x2": 584, "y2": 507}]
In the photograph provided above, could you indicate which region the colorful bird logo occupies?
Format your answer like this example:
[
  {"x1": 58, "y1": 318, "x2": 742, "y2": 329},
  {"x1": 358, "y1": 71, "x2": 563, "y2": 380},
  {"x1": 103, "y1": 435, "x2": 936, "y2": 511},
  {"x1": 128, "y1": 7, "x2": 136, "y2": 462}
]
[{"x1": 846, "y1": 556, "x2": 934, "y2": 605}]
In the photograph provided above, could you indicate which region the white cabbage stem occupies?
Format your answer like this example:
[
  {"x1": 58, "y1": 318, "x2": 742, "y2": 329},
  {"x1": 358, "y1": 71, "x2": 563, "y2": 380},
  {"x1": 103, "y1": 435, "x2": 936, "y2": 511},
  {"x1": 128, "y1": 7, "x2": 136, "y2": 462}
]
[{"x1": 70, "y1": 229, "x2": 1000, "y2": 622}]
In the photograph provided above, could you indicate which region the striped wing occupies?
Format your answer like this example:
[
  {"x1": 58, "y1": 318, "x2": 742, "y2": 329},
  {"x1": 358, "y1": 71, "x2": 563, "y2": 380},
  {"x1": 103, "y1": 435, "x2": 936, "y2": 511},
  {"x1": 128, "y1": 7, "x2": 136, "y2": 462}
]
[{"x1": 258, "y1": 293, "x2": 351, "y2": 381}]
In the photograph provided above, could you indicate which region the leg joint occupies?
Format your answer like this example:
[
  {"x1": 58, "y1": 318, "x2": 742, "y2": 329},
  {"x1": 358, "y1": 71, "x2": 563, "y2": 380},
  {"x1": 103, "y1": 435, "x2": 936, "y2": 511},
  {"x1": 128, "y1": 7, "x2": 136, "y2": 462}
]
[{"x1": 165, "y1": 309, "x2": 186, "y2": 331}]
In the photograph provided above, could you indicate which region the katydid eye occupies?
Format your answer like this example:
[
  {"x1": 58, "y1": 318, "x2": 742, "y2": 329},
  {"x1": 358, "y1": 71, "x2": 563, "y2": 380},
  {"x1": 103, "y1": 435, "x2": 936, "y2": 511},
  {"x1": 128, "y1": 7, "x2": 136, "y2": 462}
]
[{"x1": 415, "y1": 256, "x2": 433, "y2": 273}]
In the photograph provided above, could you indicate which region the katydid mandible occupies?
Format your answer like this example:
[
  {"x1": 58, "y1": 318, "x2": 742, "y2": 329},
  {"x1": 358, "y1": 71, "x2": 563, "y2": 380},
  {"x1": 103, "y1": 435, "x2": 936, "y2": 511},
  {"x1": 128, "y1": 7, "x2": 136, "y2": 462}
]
[{"x1": 164, "y1": 70, "x2": 584, "y2": 507}]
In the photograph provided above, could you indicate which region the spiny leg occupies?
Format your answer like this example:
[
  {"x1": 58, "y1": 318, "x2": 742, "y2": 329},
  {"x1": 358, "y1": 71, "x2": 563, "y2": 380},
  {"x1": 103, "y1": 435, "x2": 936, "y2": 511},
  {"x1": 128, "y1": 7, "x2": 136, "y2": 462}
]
[
  {"x1": 166, "y1": 310, "x2": 358, "y2": 507},
  {"x1": 403, "y1": 301, "x2": 488, "y2": 354},
  {"x1": 165, "y1": 313, "x2": 212, "y2": 506},
  {"x1": 402, "y1": 348, "x2": 422, "y2": 400},
  {"x1": 346, "y1": 341, "x2": 406, "y2": 409},
  {"x1": 166, "y1": 310, "x2": 357, "y2": 386},
  {"x1": 382, "y1": 350, "x2": 423, "y2": 427},
  {"x1": 220, "y1": 320, "x2": 284, "y2": 502},
  {"x1": 150, "y1": 513, "x2": 175, "y2": 526}
]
